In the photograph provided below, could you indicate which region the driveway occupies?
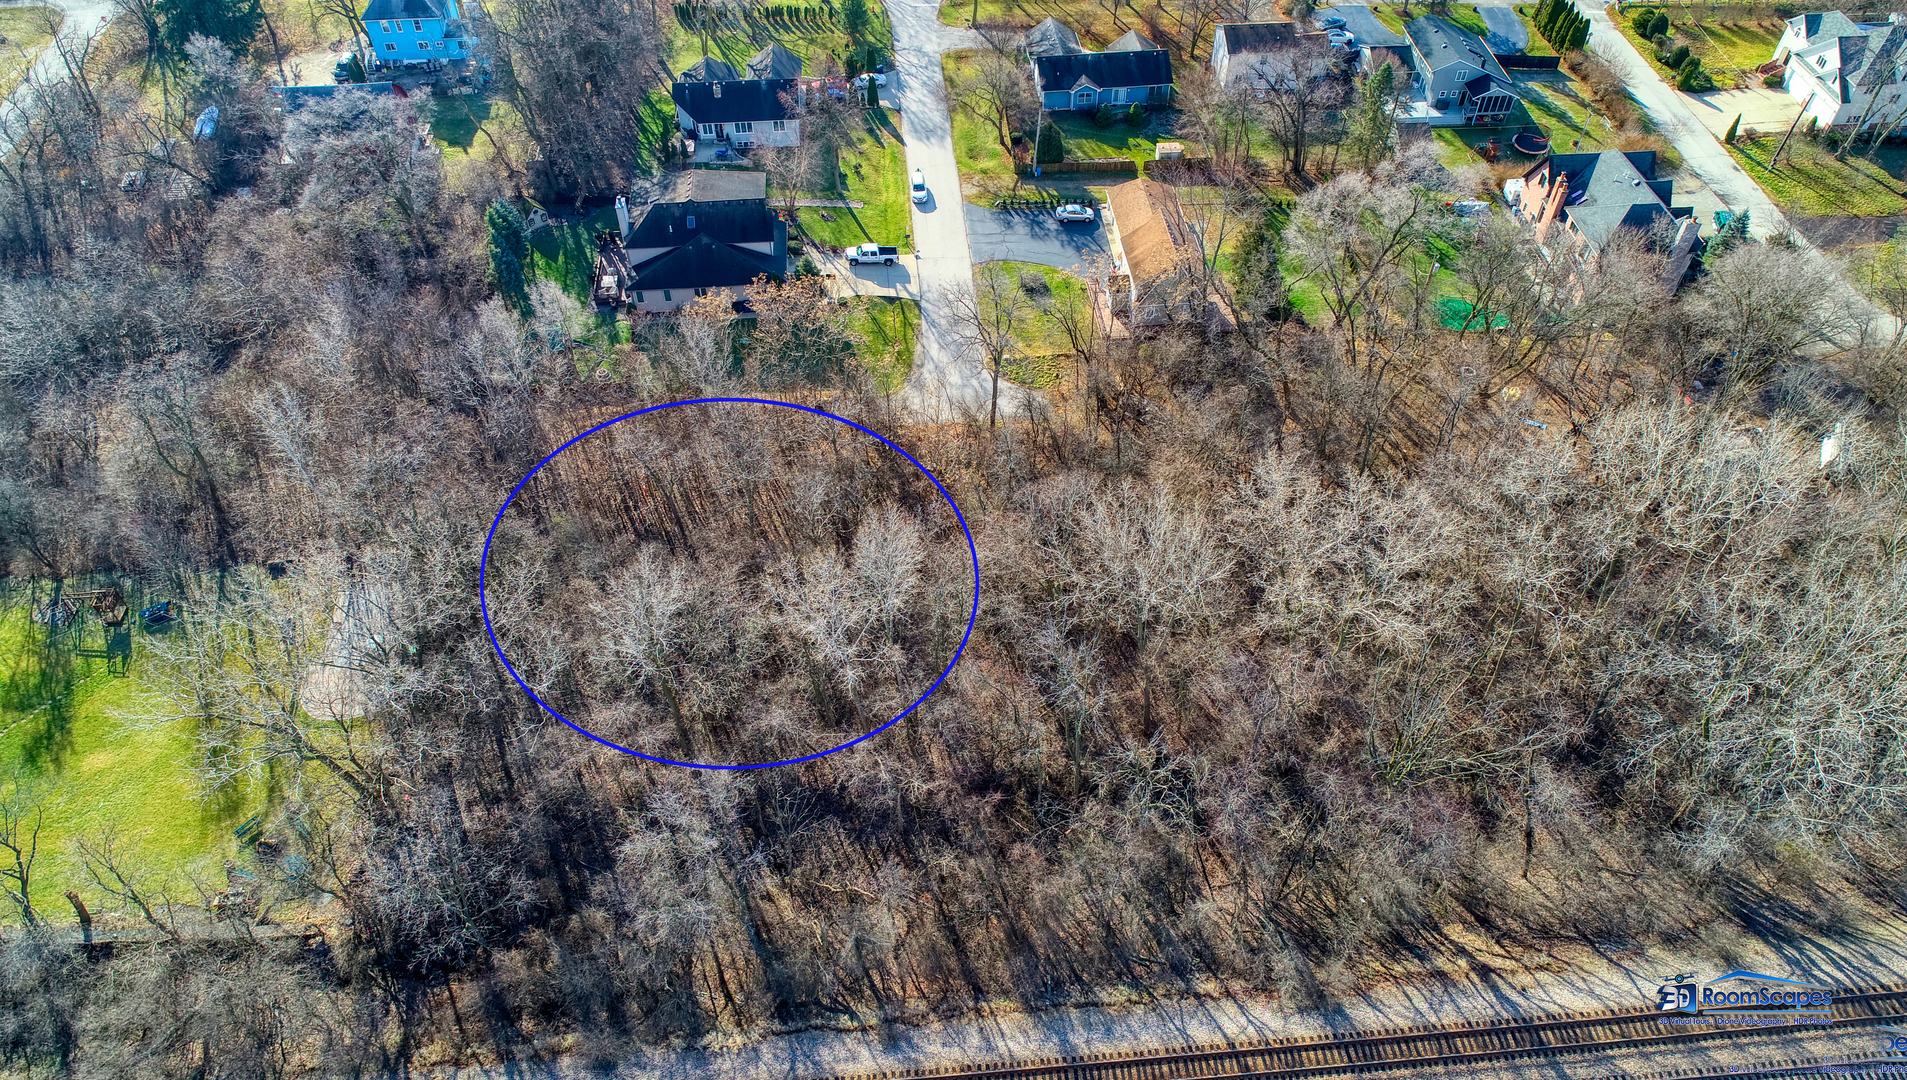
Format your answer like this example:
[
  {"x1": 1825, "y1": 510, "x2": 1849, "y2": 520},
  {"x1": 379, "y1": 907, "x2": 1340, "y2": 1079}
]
[
  {"x1": 1582, "y1": 0, "x2": 1900, "y2": 346},
  {"x1": 882, "y1": 0, "x2": 1038, "y2": 421},
  {"x1": 963, "y1": 205, "x2": 1109, "y2": 270},
  {"x1": 0, "y1": 0, "x2": 114, "y2": 156},
  {"x1": 1327, "y1": 5, "x2": 1406, "y2": 49},
  {"x1": 1683, "y1": 85, "x2": 1803, "y2": 141},
  {"x1": 1475, "y1": 3, "x2": 1530, "y2": 53}
]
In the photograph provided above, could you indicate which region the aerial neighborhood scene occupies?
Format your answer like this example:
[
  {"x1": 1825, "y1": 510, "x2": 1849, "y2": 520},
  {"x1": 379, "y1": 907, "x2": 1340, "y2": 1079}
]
[{"x1": 4, "y1": 0, "x2": 1907, "y2": 1070}]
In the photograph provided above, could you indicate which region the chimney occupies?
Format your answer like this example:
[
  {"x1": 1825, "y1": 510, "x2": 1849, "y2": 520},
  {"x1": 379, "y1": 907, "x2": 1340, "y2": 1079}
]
[
  {"x1": 1534, "y1": 170, "x2": 1568, "y2": 243},
  {"x1": 615, "y1": 195, "x2": 629, "y2": 239},
  {"x1": 713, "y1": 81, "x2": 723, "y2": 97}
]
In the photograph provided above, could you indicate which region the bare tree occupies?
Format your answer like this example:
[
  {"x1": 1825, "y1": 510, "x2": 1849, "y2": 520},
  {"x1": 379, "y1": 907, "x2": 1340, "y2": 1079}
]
[
  {"x1": 952, "y1": 48, "x2": 1037, "y2": 152},
  {"x1": 946, "y1": 264, "x2": 1036, "y2": 430},
  {"x1": 1248, "y1": 42, "x2": 1345, "y2": 179},
  {"x1": 0, "y1": 784, "x2": 44, "y2": 928}
]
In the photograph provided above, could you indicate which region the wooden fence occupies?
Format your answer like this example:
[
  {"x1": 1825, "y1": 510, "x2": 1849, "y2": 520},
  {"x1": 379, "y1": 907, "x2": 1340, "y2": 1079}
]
[{"x1": 1017, "y1": 158, "x2": 1138, "y2": 176}]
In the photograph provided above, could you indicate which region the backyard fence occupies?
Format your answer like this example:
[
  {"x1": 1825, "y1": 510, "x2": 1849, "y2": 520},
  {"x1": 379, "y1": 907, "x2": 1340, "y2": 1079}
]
[
  {"x1": 990, "y1": 192, "x2": 1103, "y2": 210},
  {"x1": 1497, "y1": 54, "x2": 1563, "y2": 69},
  {"x1": 1017, "y1": 158, "x2": 1138, "y2": 176}
]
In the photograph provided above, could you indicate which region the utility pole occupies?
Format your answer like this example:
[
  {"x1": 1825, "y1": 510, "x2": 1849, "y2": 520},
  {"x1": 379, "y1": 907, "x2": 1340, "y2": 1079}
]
[{"x1": 1773, "y1": 91, "x2": 1814, "y2": 166}]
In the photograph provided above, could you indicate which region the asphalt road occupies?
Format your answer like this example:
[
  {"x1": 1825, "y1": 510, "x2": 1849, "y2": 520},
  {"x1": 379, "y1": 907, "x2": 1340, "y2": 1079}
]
[
  {"x1": 883, "y1": 0, "x2": 1038, "y2": 421},
  {"x1": 1476, "y1": 3, "x2": 1531, "y2": 52},
  {"x1": 1327, "y1": 5, "x2": 1406, "y2": 49},
  {"x1": 0, "y1": 0, "x2": 115, "y2": 158},
  {"x1": 963, "y1": 205, "x2": 1110, "y2": 269}
]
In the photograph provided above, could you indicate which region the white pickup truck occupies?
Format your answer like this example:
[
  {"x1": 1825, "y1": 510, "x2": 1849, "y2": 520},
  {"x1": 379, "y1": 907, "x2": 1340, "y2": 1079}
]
[{"x1": 846, "y1": 243, "x2": 899, "y2": 266}]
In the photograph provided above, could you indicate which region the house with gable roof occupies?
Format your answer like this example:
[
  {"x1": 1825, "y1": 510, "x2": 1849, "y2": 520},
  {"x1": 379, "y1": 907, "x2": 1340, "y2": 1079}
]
[
  {"x1": 1508, "y1": 149, "x2": 1699, "y2": 287},
  {"x1": 1026, "y1": 17, "x2": 1174, "y2": 111},
  {"x1": 1396, "y1": 16, "x2": 1518, "y2": 126},
  {"x1": 671, "y1": 76, "x2": 802, "y2": 148},
  {"x1": 1771, "y1": 11, "x2": 1907, "y2": 134},
  {"x1": 362, "y1": 0, "x2": 471, "y2": 68},
  {"x1": 603, "y1": 170, "x2": 787, "y2": 313}
]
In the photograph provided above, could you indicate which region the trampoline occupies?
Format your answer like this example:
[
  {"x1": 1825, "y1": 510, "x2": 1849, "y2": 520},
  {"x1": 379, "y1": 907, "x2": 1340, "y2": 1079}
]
[{"x1": 1511, "y1": 133, "x2": 1551, "y2": 156}]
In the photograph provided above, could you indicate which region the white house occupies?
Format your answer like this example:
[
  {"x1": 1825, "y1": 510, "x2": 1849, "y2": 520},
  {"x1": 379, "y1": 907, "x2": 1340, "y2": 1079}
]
[
  {"x1": 362, "y1": 0, "x2": 471, "y2": 68},
  {"x1": 1772, "y1": 11, "x2": 1907, "y2": 134},
  {"x1": 671, "y1": 78, "x2": 802, "y2": 148},
  {"x1": 606, "y1": 171, "x2": 787, "y2": 313}
]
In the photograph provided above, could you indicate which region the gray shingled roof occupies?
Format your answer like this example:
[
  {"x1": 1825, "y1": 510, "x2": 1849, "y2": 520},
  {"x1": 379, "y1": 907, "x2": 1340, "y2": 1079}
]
[
  {"x1": 679, "y1": 56, "x2": 740, "y2": 82},
  {"x1": 672, "y1": 78, "x2": 798, "y2": 123},
  {"x1": 1219, "y1": 21, "x2": 1299, "y2": 53},
  {"x1": 1026, "y1": 17, "x2": 1086, "y2": 56},
  {"x1": 1035, "y1": 49, "x2": 1173, "y2": 92},
  {"x1": 628, "y1": 229, "x2": 787, "y2": 292},
  {"x1": 660, "y1": 169, "x2": 767, "y2": 203},
  {"x1": 747, "y1": 44, "x2": 803, "y2": 79},
  {"x1": 362, "y1": 0, "x2": 446, "y2": 21},
  {"x1": 1539, "y1": 149, "x2": 1692, "y2": 250},
  {"x1": 1107, "y1": 29, "x2": 1161, "y2": 51},
  {"x1": 626, "y1": 194, "x2": 778, "y2": 251},
  {"x1": 1407, "y1": 16, "x2": 1511, "y2": 79},
  {"x1": 1796, "y1": 10, "x2": 1862, "y2": 41}
]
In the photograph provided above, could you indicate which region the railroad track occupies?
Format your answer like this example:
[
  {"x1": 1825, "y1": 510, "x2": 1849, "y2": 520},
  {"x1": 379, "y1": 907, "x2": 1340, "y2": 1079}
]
[{"x1": 816, "y1": 985, "x2": 1907, "y2": 1080}]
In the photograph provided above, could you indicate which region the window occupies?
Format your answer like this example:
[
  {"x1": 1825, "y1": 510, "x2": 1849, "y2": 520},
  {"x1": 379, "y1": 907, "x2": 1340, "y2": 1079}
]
[
  {"x1": 412, "y1": 18, "x2": 423, "y2": 30},
  {"x1": 1817, "y1": 55, "x2": 1827, "y2": 68},
  {"x1": 732, "y1": 121, "x2": 753, "y2": 133},
  {"x1": 434, "y1": 40, "x2": 444, "y2": 48},
  {"x1": 379, "y1": 19, "x2": 391, "y2": 32},
  {"x1": 695, "y1": 287, "x2": 709, "y2": 297},
  {"x1": 418, "y1": 41, "x2": 430, "y2": 50},
  {"x1": 634, "y1": 291, "x2": 644, "y2": 303},
  {"x1": 385, "y1": 42, "x2": 396, "y2": 50},
  {"x1": 686, "y1": 215, "x2": 696, "y2": 228},
  {"x1": 772, "y1": 119, "x2": 786, "y2": 131},
  {"x1": 1438, "y1": 90, "x2": 1448, "y2": 99},
  {"x1": 663, "y1": 289, "x2": 673, "y2": 302},
  {"x1": 699, "y1": 123, "x2": 714, "y2": 135}
]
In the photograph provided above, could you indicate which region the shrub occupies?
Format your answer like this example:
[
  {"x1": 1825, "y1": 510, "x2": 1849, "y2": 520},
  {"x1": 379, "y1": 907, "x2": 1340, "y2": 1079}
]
[
  {"x1": 1722, "y1": 113, "x2": 1739, "y2": 144},
  {"x1": 1019, "y1": 271, "x2": 1050, "y2": 296},
  {"x1": 1125, "y1": 104, "x2": 1146, "y2": 126},
  {"x1": 1763, "y1": 71, "x2": 1783, "y2": 87},
  {"x1": 1629, "y1": 6, "x2": 1656, "y2": 33},
  {"x1": 1648, "y1": 11, "x2": 1670, "y2": 37},
  {"x1": 1667, "y1": 43, "x2": 1690, "y2": 69},
  {"x1": 1036, "y1": 121, "x2": 1064, "y2": 163},
  {"x1": 1675, "y1": 57, "x2": 1713, "y2": 91},
  {"x1": 1093, "y1": 104, "x2": 1117, "y2": 128}
]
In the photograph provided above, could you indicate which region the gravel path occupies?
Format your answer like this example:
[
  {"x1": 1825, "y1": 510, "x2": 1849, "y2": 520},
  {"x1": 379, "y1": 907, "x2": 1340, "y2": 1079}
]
[{"x1": 417, "y1": 913, "x2": 1907, "y2": 1079}]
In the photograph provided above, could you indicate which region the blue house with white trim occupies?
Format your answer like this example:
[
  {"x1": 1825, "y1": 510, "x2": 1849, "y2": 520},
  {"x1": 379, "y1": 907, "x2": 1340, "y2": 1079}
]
[
  {"x1": 1027, "y1": 20, "x2": 1173, "y2": 112},
  {"x1": 363, "y1": 0, "x2": 471, "y2": 68}
]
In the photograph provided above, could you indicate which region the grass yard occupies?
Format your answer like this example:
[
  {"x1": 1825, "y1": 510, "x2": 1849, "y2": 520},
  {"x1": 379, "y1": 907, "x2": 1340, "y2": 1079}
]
[
  {"x1": 788, "y1": 107, "x2": 913, "y2": 251},
  {"x1": 847, "y1": 296, "x2": 919, "y2": 391},
  {"x1": 1728, "y1": 134, "x2": 1907, "y2": 217},
  {"x1": 668, "y1": 0, "x2": 890, "y2": 77},
  {"x1": 1048, "y1": 111, "x2": 1172, "y2": 170},
  {"x1": 1615, "y1": 9, "x2": 1785, "y2": 91},
  {"x1": 1508, "y1": 6, "x2": 1556, "y2": 57},
  {"x1": 1512, "y1": 70, "x2": 1620, "y2": 152},
  {"x1": 945, "y1": 53, "x2": 1020, "y2": 183},
  {"x1": 984, "y1": 261, "x2": 1085, "y2": 390},
  {"x1": 0, "y1": 7, "x2": 60, "y2": 98},
  {"x1": 1369, "y1": 3, "x2": 1492, "y2": 40},
  {"x1": 0, "y1": 599, "x2": 259, "y2": 915}
]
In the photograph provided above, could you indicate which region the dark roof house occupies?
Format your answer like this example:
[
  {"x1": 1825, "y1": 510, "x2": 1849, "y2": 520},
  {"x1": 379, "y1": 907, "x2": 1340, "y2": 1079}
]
[
  {"x1": 1026, "y1": 17, "x2": 1086, "y2": 56},
  {"x1": 1034, "y1": 46, "x2": 1174, "y2": 110},
  {"x1": 679, "y1": 56, "x2": 740, "y2": 82},
  {"x1": 1402, "y1": 16, "x2": 1519, "y2": 125},
  {"x1": 613, "y1": 172, "x2": 788, "y2": 307},
  {"x1": 1519, "y1": 149, "x2": 1693, "y2": 252},
  {"x1": 746, "y1": 43, "x2": 804, "y2": 79},
  {"x1": 628, "y1": 231, "x2": 786, "y2": 293},
  {"x1": 362, "y1": 0, "x2": 448, "y2": 21},
  {"x1": 671, "y1": 78, "x2": 799, "y2": 123}
]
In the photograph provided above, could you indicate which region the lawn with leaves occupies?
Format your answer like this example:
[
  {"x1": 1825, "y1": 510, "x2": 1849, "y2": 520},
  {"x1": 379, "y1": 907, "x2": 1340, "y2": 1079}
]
[
  {"x1": 788, "y1": 108, "x2": 913, "y2": 251},
  {"x1": 847, "y1": 296, "x2": 918, "y2": 391},
  {"x1": 669, "y1": 0, "x2": 890, "y2": 76},
  {"x1": 1616, "y1": 10, "x2": 1784, "y2": 91},
  {"x1": 1048, "y1": 111, "x2": 1172, "y2": 169},
  {"x1": 1369, "y1": 3, "x2": 1491, "y2": 39},
  {"x1": 983, "y1": 261, "x2": 1085, "y2": 390},
  {"x1": 1729, "y1": 134, "x2": 1907, "y2": 217},
  {"x1": 0, "y1": 599, "x2": 259, "y2": 913}
]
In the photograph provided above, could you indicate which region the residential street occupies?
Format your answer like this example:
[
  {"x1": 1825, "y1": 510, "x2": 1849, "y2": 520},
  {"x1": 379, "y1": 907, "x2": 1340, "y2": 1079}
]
[
  {"x1": 883, "y1": 0, "x2": 1038, "y2": 421},
  {"x1": 0, "y1": 0, "x2": 114, "y2": 158},
  {"x1": 1583, "y1": 0, "x2": 1900, "y2": 347}
]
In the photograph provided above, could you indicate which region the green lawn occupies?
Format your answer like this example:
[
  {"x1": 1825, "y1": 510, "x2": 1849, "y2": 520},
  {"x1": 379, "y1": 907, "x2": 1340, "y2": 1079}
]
[
  {"x1": 1048, "y1": 111, "x2": 1171, "y2": 169},
  {"x1": 1512, "y1": 70, "x2": 1619, "y2": 152},
  {"x1": 788, "y1": 107, "x2": 913, "y2": 252},
  {"x1": 1506, "y1": 6, "x2": 1556, "y2": 57},
  {"x1": 0, "y1": 600, "x2": 258, "y2": 916},
  {"x1": 1615, "y1": 10, "x2": 1784, "y2": 91},
  {"x1": 669, "y1": 0, "x2": 889, "y2": 76},
  {"x1": 945, "y1": 52, "x2": 1020, "y2": 183},
  {"x1": 984, "y1": 261, "x2": 1085, "y2": 389},
  {"x1": 1728, "y1": 134, "x2": 1907, "y2": 217},
  {"x1": 0, "y1": 7, "x2": 59, "y2": 98},
  {"x1": 1368, "y1": 3, "x2": 1491, "y2": 39},
  {"x1": 848, "y1": 296, "x2": 919, "y2": 391}
]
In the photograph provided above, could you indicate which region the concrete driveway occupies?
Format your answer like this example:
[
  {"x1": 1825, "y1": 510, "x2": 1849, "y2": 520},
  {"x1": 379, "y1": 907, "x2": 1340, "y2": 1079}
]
[
  {"x1": 963, "y1": 205, "x2": 1110, "y2": 270},
  {"x1": 1476, "y1": 3, "x2": 1530, "y2": 52},
  {"x1": 1684, "y1": 85, "x2": 1804, "y2": 141},
  {"x1": 1327, "y1": 5, "x2": 1406, "y2": 49}
]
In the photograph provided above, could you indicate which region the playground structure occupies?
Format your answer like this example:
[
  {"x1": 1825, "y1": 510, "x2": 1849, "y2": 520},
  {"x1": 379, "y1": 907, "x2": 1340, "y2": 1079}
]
[{"x1": 17, "y1": 580, "x2": 173, "y2": 678}]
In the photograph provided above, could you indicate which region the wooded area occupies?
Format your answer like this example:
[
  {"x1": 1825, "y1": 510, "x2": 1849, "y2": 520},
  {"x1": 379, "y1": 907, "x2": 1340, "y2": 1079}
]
[{"x1": 0, "y1": 5, "x2": 1905, "y2": 1079}]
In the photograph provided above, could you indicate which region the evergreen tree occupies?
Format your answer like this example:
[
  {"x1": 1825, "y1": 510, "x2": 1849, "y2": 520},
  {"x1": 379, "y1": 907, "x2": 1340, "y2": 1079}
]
[
  {"x1": 1722, "y1": 113, "x2": 1740, "y2": 144},
  {"x1": 1035, "y1": 120, "x2": 1063, "y2": 164},
  {"x1": 1348, "y1": 61, "x2": 1399, "y2": 168},
  {"x1": 485, "y1": 201, "x2": 532, "y2": 317},
  {"x1": 151, "y1": 0, "x2": 263, "y2": 58},
  {"x1": 840, "y1": 0, "x2": 871, "y2": 45},
  {"x1": 1648, "y1": 11, "x2": 1670, "y2": 38},
  {"x1": 1569, "y1": 12, "x2": 1589, "y2": 48}
]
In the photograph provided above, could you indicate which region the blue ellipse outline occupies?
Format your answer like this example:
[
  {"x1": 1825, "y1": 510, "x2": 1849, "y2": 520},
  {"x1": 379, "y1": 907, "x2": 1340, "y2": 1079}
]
[{"x1": 478, "y1": 397, "x2": 980, "y2": 770}]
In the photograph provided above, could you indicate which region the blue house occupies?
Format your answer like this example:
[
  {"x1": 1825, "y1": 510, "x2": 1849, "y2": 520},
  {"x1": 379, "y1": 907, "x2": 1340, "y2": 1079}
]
[
  {"x1": 1028, "y1": 21, "x2": 1173, "y2": 112},
  {"x1": 363, "y1": 0, "x2": 471, "y2": 69}
]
